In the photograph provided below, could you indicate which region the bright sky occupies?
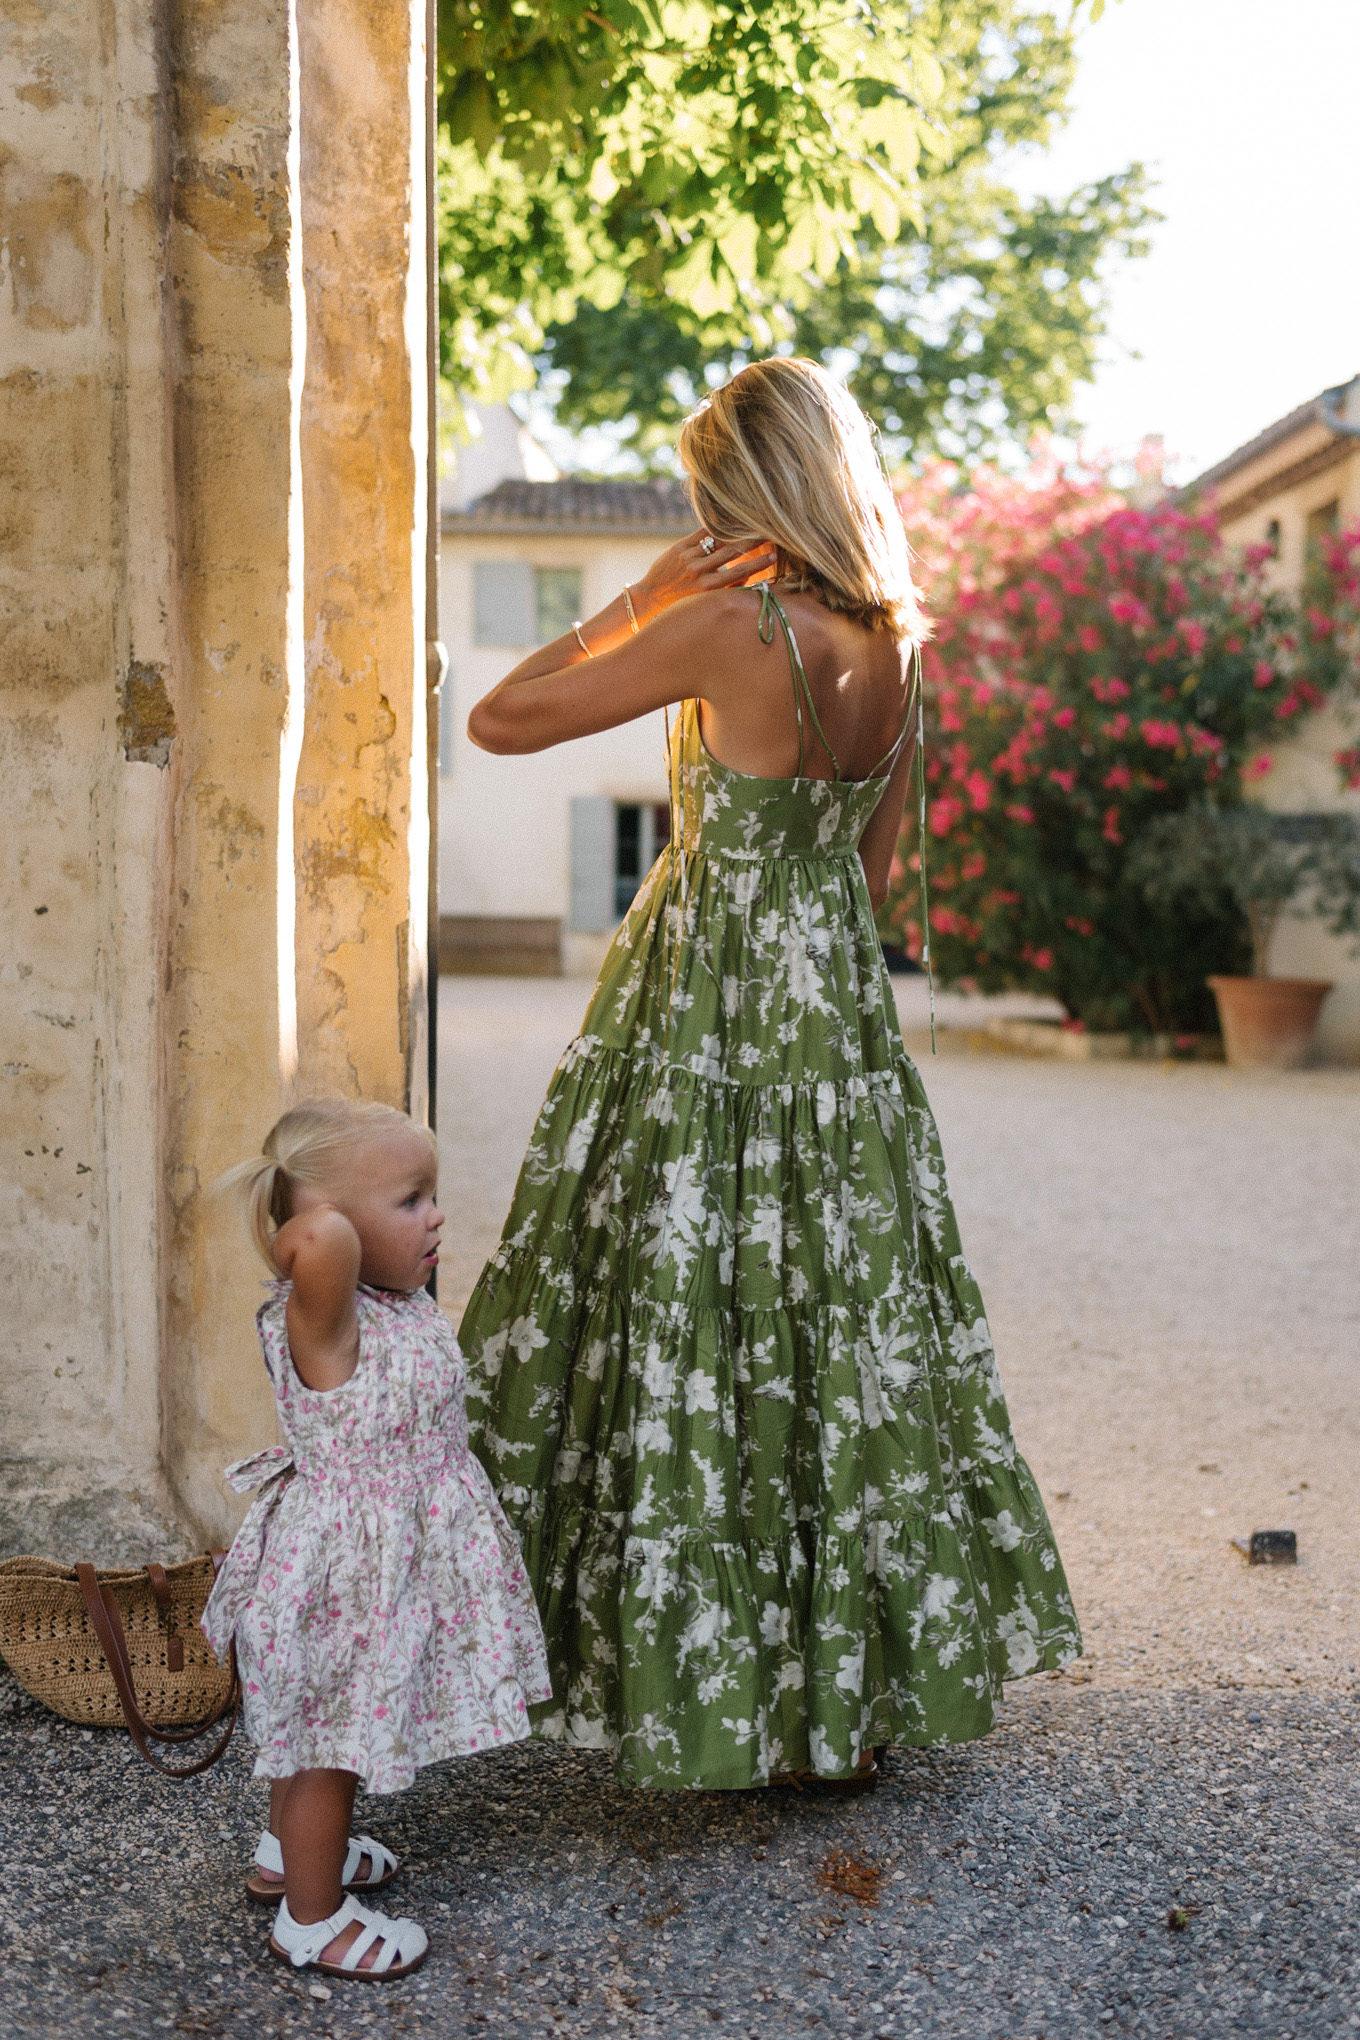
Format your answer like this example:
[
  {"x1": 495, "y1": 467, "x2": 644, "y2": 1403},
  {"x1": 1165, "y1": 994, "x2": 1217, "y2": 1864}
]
[{"x1": 1030, "y1": 0, "x2": 1360, "y2": 482}]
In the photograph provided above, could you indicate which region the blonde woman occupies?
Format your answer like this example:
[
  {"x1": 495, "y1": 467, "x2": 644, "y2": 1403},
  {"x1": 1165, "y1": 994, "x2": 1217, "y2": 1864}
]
[{"x1": 461, "y1": 359, "x2": 1080, "y2": 1791}]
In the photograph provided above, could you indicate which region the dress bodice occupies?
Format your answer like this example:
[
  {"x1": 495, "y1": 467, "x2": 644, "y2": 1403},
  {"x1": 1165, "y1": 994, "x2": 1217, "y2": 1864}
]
[
  {"x1": 673, "y1": 697, "x2": 899, "y2": 865},
  {"x1": 256, "y1": 1279, "x2": 467, "y2": 1492}
]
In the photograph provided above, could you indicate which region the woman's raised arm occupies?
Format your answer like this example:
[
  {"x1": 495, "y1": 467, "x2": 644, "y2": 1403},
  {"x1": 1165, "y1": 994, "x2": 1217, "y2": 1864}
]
[{"x1": 466, "y1": 533, "x2": 775, "y2": 755}]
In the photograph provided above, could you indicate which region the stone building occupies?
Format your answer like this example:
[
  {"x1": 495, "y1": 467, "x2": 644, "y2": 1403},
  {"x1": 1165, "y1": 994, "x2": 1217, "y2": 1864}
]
[
  {"x1": 1184, "y1": 376, "x2": 1360, "y2": 1061},
  {"x1": 2, "y1": 1, "x2": 439, "y2": 1554}
]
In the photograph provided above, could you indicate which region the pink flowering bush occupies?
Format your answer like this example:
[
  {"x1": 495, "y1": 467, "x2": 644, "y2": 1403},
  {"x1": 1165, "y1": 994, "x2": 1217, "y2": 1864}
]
[{"x1": 883, "y1": 458, "x2": 1323, "y2": 1033}]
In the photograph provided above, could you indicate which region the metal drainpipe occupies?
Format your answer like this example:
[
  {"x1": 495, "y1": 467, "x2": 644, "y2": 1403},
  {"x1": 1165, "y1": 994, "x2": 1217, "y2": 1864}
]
[{"x1": 1315, "y1": 383, "x2": 1360, "y2": 439}]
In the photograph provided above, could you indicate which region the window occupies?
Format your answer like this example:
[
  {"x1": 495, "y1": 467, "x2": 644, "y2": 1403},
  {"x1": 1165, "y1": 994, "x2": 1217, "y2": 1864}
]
[
  {"x1": 536, "y1": 568, "x2": 583, "y2": 645},
  {"x1": 1264, "y1": 518, "x2": 1281, "y2": 558},
  {"x1": 1305, "y1": 500, "x2": 1339, "y2": 564},
  {"x1": 473, "y1": 561, "x2": 583, "y2": 647},
  {"x1": 614, "y1": 802, "x2": 671, "y2": 920},
  {"x1": 569, "y1": 798, "x2": 671, "y2": 932}
]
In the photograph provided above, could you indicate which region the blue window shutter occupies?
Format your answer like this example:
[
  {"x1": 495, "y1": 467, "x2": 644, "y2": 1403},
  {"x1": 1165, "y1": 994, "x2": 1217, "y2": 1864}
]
[
  {"x1": 569, "y1": 796, "x2": 616, "y2": 932},
  {"x1": 473, "y1": 561, "x2": 534, "y2": 646}
]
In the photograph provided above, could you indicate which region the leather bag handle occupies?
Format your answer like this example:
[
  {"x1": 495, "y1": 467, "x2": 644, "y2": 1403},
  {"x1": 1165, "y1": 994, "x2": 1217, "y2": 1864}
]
[
  {"x1": 75, "y1": 1561, "x2": 240, "y2": 1779},
  {"x1": 144, "y1": 1562, "x2": 183, "y2": 1670}
]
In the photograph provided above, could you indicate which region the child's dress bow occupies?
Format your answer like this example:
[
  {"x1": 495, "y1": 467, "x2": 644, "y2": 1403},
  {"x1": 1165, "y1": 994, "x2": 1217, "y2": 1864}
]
[{"x1": 223, "y1": 1444, "x2": 295, "y2": 1495}]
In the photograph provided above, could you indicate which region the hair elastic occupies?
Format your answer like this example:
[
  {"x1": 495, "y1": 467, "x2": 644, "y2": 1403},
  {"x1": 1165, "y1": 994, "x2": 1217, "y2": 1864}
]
[{"x1": 573, "y1": 621, "x2": 593, "y2": 658}]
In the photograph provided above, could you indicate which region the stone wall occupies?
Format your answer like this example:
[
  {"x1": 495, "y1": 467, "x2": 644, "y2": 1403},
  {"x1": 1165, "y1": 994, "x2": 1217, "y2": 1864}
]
[{"x1": 0, "y1": 0, "x2": 432, "y2": 1555}]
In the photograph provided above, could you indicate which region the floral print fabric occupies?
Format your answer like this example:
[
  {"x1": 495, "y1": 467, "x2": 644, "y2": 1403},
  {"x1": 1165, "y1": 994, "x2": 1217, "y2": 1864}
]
[
  {"x1": 460, "y1": 697, "x2": 1080, "y2": 1791},
  {"x1": 202, "y1": 1282, "x2": 552, "y2": 1795}
]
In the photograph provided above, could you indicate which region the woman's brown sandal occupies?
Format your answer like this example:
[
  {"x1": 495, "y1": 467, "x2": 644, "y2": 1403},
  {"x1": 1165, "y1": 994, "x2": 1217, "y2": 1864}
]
[
  {"x1": 812, "y1": 1753, "x2": 880, "y2": 1796},
  {"x1": 246, "y1": 1829, "x2": 398, "y2": 1904},
  {"x1": 767, "y1": 1749, "x2": 883, "y2": 1794}
]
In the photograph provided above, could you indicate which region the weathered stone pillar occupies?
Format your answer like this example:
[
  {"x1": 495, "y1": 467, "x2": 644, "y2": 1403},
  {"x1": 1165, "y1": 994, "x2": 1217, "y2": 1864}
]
[
  {"x1": 157, "y1": 0, "x2": 309, "y2": 1536},
  {"x1": 1, "y1": 0, "x2": 431, "y2": 1551},
  {"x1": 0, "y1": 0, "x2": 182, "y2": 1552},
  {"x1": 293, "y1": 0, "x2": 431, "y2": 1116}
]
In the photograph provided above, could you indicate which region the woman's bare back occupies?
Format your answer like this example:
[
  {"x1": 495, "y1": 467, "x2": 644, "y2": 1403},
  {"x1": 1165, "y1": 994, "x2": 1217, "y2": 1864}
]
[{"x1": 695, "y1": 585, "x2": 915, "y2": 784}]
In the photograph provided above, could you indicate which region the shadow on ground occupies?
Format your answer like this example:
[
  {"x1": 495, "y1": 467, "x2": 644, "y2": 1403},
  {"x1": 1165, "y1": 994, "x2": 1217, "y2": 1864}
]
[{"x1": 4, "y1": 1666, "x2": 1356, "y2": 2039}]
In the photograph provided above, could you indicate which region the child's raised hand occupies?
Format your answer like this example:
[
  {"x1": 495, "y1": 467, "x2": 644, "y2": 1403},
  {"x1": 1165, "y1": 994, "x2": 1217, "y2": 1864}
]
[{"x1": 273, "y1": 1204, "x2": 362, "y2": 1393}]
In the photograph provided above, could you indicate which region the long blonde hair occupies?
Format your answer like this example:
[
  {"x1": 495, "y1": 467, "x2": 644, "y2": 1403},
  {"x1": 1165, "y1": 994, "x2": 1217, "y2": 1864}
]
[
  {"x1": 216, "y1": 1097, "x2": 436, "y2": 1268},
  {"x1": 677, "y1": 357, "x2": 927, "y2": 642}
]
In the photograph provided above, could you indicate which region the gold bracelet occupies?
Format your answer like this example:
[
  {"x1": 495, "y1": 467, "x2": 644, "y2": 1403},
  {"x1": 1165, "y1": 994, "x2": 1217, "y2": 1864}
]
[
  {"x1": 622, "y1": 584, "x2": 640, "y2": 635},
  {"x1": 572, "y1": 621, "x2": 593, "y2": 658}
]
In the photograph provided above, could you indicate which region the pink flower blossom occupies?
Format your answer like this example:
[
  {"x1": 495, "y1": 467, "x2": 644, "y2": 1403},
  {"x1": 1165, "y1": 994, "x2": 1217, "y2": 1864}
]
[
  {"x1": 1078, "y1": 626, "x2": 1102, "y2": 653},
  {"x1": 1102, "y1": 805, "x2": 1123, "y2": 844},
  {"x1": 1048, "y1": 768, "x2": 1077, "y2": 793},
  {"x1": 1053, "y1": 706, "x2": 1077, "y2": 729},
  {"x1": 1005, "y1": 803, "x2": 1035, "y2": 824},
  {"x1": 1103, "y1": 764, "x2": 1132, "y2": 791},
  {"x1": 1242, "y1": 754, "x2": 1273, "y2": 780},
  {"x1": 1139, "y1": 718, "x2": 1181, "y2": 750}
]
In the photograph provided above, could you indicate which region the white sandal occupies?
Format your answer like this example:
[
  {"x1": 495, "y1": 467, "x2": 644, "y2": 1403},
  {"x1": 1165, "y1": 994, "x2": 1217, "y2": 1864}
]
[
  {"x1": 245, "y1": 1828, "x2": 399, "y2": 1904},
  {"x1": 269, "y1": 1895, "x2": 428, "y2": 1981}
]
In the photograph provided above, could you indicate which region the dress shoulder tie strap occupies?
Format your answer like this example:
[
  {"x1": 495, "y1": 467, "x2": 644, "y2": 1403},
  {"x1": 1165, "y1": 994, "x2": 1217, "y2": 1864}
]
[{"x1": 758, "y1": 583, "x2": 842, "y2": 782}]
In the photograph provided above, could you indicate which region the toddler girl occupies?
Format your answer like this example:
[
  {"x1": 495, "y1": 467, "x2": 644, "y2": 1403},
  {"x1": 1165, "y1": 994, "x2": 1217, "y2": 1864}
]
[{"x1": 203, "y1": 1098, "x2": 551, "y2": 1981}]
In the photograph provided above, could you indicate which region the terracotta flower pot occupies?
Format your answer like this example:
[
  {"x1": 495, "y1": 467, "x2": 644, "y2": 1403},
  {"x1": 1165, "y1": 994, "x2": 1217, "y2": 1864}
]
[{"x1": 1206, "y1": 975, "x2": 1333, "y2": 1070}]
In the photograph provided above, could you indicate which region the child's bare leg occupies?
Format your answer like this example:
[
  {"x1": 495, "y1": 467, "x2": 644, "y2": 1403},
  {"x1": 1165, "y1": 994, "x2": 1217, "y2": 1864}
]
[
  {"x1": 257, "y1": 1775, "x2": 378, "y2": 1892},
  {"x1": 278, "y1": 1768, "x2": 380, "y2": 1968},
  {"x1": 268, "y1": 1778, "x2": 289, "y2": 1844}
]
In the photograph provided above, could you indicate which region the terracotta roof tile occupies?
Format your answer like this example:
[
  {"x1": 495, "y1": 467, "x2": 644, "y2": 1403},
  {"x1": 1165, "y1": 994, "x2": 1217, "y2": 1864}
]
[
  {"x1": 448, "y1": 477, "x2": 694, "y2": 529},
  {"x1": 1181, "y1": 377, "x2": 1359, "y2": 498}
]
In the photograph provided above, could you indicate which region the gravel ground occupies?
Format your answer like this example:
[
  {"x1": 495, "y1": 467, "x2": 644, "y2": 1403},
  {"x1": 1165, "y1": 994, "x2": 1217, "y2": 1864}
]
[
  {"x1": 3, "y1": 976, "x2": 1358, "y2": 2038},
  {"x1": 5, "y1": 1678, "x2": 1359, "y2": 2038}
]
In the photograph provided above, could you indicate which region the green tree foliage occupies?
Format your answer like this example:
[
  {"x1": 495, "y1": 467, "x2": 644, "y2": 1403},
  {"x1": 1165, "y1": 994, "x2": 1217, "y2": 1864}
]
[
  {"x1": 528, "y1": 3, "x2": 1155, "y2": 465},
  {"x1": 436, "y1": 0, "x2": 950, "y2": 411}
]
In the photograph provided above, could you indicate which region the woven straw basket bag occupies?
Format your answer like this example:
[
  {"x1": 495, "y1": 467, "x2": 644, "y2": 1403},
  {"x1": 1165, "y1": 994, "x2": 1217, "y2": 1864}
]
[{"x1": 0, "y1": 1553, "x2": 238, "y2": 1776}]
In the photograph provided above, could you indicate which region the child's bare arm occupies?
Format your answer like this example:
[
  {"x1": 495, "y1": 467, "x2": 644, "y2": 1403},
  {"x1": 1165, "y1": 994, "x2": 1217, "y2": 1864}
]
[{"x1": 273, "y1": 1207, "x2": 362, "y2": 1391}]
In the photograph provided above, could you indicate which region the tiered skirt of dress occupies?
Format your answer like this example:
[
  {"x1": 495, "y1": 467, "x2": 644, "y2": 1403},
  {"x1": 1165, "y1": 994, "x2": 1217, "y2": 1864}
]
[{"x1": 460, "y1": 703, "x2": 1081, "y2": 1789}]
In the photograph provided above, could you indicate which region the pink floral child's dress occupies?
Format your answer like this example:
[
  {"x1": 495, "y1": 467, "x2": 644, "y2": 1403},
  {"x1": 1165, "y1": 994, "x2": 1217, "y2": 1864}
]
[{"x1": 202, "y1": 1281, "x2": 552, "y2": 1794}]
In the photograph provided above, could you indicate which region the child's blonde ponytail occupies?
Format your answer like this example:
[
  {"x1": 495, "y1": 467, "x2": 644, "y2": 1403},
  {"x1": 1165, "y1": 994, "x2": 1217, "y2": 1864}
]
[{"x1": 216, "y1": 1097, "x2": 434, "y2": 1268}]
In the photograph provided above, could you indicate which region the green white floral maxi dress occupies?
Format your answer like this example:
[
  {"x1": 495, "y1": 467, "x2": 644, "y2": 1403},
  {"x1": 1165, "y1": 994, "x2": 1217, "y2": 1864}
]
[{"x1": 460, "y1": 589, "x2": 1081, "y2": 1790}]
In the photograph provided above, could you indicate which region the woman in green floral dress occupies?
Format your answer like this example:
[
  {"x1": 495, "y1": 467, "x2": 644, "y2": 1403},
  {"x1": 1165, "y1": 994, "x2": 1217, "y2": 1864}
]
[{"x1": 460, "y1": 359, "x2": 1080, "y2": 1791}]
